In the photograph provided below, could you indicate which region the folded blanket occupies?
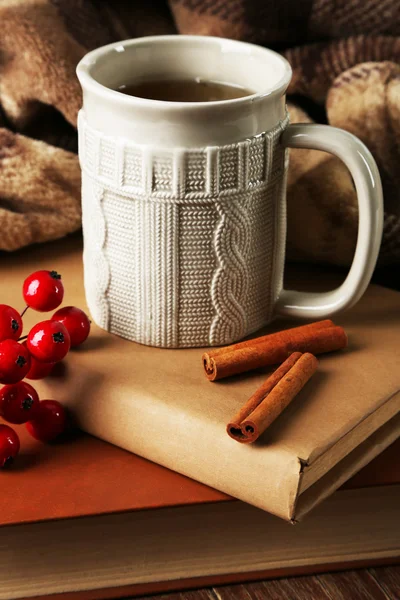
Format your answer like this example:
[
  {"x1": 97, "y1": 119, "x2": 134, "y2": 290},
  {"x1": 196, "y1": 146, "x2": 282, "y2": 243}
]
[{"x1": 1, "y1": 0, "x2": 399, "y2": 266}]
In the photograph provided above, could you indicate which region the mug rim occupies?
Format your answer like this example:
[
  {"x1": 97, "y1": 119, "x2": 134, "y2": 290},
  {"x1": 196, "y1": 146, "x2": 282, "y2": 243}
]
[{"x1": 76, "y1": 35, "x2": 292, "y2": 111}]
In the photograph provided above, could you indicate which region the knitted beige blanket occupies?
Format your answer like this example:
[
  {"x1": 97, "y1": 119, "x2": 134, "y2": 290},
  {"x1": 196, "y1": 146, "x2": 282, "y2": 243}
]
[{"x1": 1, "y1": 0, "x2": 399, "y2": 266}]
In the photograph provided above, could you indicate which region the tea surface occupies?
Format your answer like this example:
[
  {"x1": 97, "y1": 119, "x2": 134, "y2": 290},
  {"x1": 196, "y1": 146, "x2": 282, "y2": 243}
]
[{"x1": 117, "y1": 79, "x2": 253, "y2": 102}]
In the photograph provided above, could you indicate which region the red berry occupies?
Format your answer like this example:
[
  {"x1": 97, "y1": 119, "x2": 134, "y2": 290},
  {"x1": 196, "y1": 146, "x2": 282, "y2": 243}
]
[
  {"x1": 25, "y1": 352, "x2": 55, "y2": 380},
  {"x1": 23, "y1": 270, "x2": 64, "y2": 312},
  {"x1": 0, "y1": 339, "x2": 31, "y2": 384},
  {"x1": 27, "y1": 320, "x2": 70, "y2": 363},
  {"x1": 26, "y1": 400, "x2": 66, "y2": 442},
  {"x1": 0, "y1": 304, "x2": 23, "y2": 342},
  {"x1": 0, "y1": 424, "x2": 20, "y2": 468},
  {"x1": 51, "y1": 306, "x2": 91, "y2": 347},
  {"x1": 22, "y1": 341, "x2": 55, "y2": 380},
  {"x1": 0, "y1": 381, "x2": 39, "y2": 424}
]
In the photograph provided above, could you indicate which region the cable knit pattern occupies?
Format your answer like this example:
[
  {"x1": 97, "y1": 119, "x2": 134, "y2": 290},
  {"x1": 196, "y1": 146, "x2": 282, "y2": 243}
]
[
  {"x1": 210, "y1": 194, "x2": 251, "y2": 345},
  {"x1": 78, "y1": 111, "x2": 288, "y2": 347}
]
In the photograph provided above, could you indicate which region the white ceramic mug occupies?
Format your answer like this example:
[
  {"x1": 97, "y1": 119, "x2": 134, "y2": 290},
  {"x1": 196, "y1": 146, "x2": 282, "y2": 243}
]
[{"x1": 77, "y1": 35, "x2": 383, "y2": 348}]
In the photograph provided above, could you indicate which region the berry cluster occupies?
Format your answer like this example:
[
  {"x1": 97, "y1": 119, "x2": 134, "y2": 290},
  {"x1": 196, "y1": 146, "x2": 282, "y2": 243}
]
[{"x1": 0, "y1": 270, "x2": 90, "y2": 468}]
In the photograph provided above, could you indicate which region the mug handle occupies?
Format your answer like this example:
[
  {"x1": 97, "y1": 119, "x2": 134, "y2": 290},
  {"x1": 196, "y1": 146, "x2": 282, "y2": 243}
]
[{"x1": 276, "y1": 123, "x2": 384, "y2": 319}]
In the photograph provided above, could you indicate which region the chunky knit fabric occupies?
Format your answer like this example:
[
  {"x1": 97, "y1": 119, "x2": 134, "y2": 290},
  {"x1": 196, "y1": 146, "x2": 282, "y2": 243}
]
[{"x1": 0, "y1": 0, "x2": 399, "y2": 268}]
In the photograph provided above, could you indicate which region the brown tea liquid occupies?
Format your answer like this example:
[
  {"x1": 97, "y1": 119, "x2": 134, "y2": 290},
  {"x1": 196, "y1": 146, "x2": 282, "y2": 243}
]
[{"x1": 117, "y1": 79, "x2": 254, "y2": 102}]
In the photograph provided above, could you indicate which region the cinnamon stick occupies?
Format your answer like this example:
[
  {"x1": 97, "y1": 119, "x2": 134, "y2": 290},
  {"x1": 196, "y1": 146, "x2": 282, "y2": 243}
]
[
  {"x1": 202, "y1": 321, "x2": 346, "y2": 381},
  {"x1": 227, "y1": 352, "x2": 318, "y2": 444},
  {"x1": 208, "y1": 319, "x2": 335, "y2": 359}
]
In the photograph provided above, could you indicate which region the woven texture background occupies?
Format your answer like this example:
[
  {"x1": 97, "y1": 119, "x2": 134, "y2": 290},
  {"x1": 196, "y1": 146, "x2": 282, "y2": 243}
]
[
  {"x1": 79, "y1": 112, "x2": 288, "y2": 347},
  {"x1": 0, "y1": 0, "x2": 399, "y2": 270}
]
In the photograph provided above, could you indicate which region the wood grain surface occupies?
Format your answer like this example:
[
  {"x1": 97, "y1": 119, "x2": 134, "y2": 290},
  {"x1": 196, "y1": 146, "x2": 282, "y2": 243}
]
[{"x1": 135, "y1": 566, "x2": 400, "y2": 600}]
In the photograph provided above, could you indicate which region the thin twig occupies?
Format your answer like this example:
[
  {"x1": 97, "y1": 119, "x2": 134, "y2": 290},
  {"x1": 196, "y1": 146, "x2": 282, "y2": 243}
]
[{"x1": 20, "y1": 305, "x2": 29, "y2": 318}]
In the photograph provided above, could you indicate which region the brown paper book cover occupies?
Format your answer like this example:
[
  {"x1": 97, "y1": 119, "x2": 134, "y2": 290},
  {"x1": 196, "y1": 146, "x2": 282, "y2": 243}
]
[{"x1": 0, "y1": 237, "x2": 399, "y2": 522}]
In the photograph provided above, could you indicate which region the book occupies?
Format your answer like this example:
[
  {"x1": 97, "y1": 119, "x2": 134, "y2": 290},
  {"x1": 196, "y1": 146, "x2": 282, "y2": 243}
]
[
  {"x1": 0, "y1": 423, "x2": 399, "y2": 600},
  {"x1": 0, "y1": 237, "x2": 399, "y2": 523}
]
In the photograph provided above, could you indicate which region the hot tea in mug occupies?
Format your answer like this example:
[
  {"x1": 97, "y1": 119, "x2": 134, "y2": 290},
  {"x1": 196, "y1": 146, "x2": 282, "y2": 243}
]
[{"x1": 118, "y1": 78, "x2": 254, "y2": 102}]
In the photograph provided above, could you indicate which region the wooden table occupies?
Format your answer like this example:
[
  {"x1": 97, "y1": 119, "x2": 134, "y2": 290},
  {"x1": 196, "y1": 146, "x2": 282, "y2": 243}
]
[{"x1": 136, "y1": 566, "x2": 400, "y2": 600}]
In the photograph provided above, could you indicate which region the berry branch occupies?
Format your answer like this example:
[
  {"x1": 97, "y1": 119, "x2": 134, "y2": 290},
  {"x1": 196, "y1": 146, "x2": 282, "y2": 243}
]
[
  {"x1": 20, "y1": 306, "x2": 29, "y2": 318},
  {"x1": 0, "y1": 269, "x2": 91, "y2": 468}
]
